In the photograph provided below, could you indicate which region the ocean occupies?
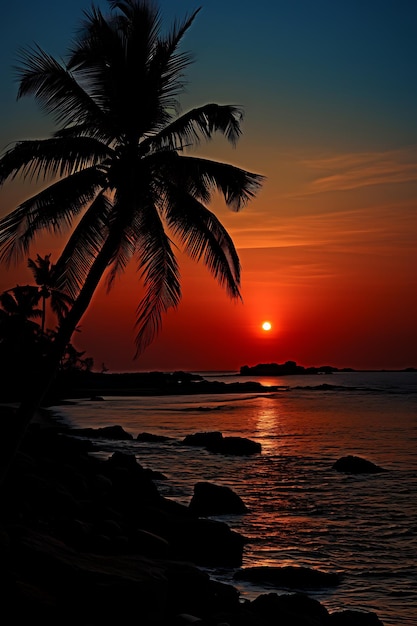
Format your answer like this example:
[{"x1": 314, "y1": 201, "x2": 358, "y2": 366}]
[{"x1": 51, "y1": 370, "x2": 417, "y2": 625}]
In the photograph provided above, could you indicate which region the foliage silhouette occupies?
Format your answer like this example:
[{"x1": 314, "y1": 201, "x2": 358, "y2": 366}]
[
  {"x1": 27, "y1": 253, "x2": 73, "y2": 333},
  {"x1": 0, "y1": 285, "x2": 44, "y2": 390},
  {"x1": 0, "y1": 266, "x2": 93, "y2": 403},
  {"x1": 0, "y1": 0, "x2": 264, "y2": 483}
]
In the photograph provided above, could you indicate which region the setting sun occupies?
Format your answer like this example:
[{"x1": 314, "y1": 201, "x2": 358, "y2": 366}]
[{"x1": 262, "y1": 321, "x2": 272, "y2": 331}]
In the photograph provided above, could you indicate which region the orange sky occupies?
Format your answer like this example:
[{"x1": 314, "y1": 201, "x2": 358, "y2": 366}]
[
  {"x1": 5, "y1": 142, "x2": 414, "y2": 373},
  {"x1": 1, "y1": 1, "x2": 416, "y2": 372},
  {"x1": 71, "y1": 144, "x2": 416, "y2": 372}
]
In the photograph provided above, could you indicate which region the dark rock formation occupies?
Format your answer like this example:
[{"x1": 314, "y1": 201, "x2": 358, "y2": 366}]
[
  {"x1": 183, "y1": 431, "x2": 261, "y2": 455},
  {"x1": 45, "y1": 369, "x2": 280, "y2": 401},
  {"x1": 234, "y1": 565, "x2": 341, "y2": 588},
  {"x1": 214, "y1": 435, "x2": 261, "y2": 455},
  {"x1": 240, "y1": 361, "x2": 339, "y2": 376},
  {"x1": 69, "y1": 424, "x2": 134, "y2": 440},
  {"x1": 332, "y1": 455, "x2": 386, "y2": 474},
  {"x1": 183, "y1": 430, "x2": 223, "y2": 448},
  {"x1": 189, "y1": 481, "x2": 248, "y2": 516},
  {"x1": 136, "y1": 431, "x2": 173, "y2": 442},
  {"x1": 329, "y1": 609, "x2": 385, "y2": 625},
  {"x1": 249, "y1": 592, "x2": 330, "y2": 625},
  {"x1": 0, "y1": 409, "x2": 387, "y2": 626}
]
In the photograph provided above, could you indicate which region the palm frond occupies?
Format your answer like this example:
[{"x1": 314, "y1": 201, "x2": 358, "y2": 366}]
[
  {"x1": 0, "y1": 136, "x2": 112, "y2": 186},
  {"x1": 147, "y1": 6, "x2": 201, "y2": 115},
  {"x1": 134, "y1": 205, "x2": 181, "y2": 356},
  {"x1": 164, "y1": 188, "x2": 242, "y2": 300},
  {"x1": 68, "y1": 5, "x2": 128, "y2": 110},
  {"x1": 156, "y1": 151, "x2": 264, "y2": 211},
  {"x1": 53, "y1": 192, "x2": 112, "y2": 299},
  {"x1": 0, "y1": 285, "x2": 42, "y2": 319},
  {"x1": 142, "y1": 104, "x2": 246, "y2": 152},
  {"x1": 49, "y1": 290, "x2": 74, "y2": 321},
  {"x1": 0, "y1": 167, "x2": 104, "y2": 265},
  {"x1": 105, "y1": 222, "x2": 140, "y2": 292},
  {"x1": 16, "y1": 44, "x2": 106, "y2": 130}
]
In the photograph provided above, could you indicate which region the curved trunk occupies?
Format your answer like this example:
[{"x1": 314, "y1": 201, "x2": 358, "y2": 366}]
[{"x1": 0, "y1": 237, "x2": 116, "y2": 487}]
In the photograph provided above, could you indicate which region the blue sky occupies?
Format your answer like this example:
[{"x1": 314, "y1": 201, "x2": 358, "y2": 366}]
[{"x1": 2, "y1": 1, "x2": 416, "y2": 151}]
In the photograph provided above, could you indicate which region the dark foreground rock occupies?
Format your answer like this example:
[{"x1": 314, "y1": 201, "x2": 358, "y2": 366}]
[
  {"x1": 332, "y1": 455, "x2": 386, "y2": 474},
  {"x1": 0, "y1": 407, "x2": 386, "y2": 625},
  {"x1": 234, "y1": 565, "x2": 341, "y2": 588},
  {"x1": 329, "y1": 609, "x2": 385, "y2": 625},
  {"x1": 189, "y1": 481, "x2": 248, "y2": 515}
]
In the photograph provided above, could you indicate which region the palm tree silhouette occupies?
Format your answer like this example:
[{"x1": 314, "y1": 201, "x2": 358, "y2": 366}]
[
  {"x1": 0, "y1": 285, "x2": 43, "y2": 349},
  {"x1": 0, "y1": 285, "x2": 43, "y2": 398},
  {"x1": 0, "y1": 0, "x2": 264, "y2": 479},
  {"x1": 27, "y1": 254, "x2": 73, "y2": 333}
]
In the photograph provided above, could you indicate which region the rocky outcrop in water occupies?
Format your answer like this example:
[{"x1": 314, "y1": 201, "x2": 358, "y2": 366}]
[
  {"x1": 332, "y1": 455, "x2": 386, "y2": 474},
  {"x1": 183, "y1": 431, "x2": 262, "y2": 455},
  {"x1": 69, "y1": 424, "x2": 134, "y2": 439},
  {"x1": 189, "y1": 481, "x2": 248, "y2": 515},
  {"x1": 240, "y1": 361, "x2": 339, "y2": 376}
]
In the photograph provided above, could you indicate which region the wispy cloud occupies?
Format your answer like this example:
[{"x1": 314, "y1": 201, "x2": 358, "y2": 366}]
[
  {"x1": 299, "y1": 146, "x2": 417, "y2": 194},
  {"x1": 231, "y1": 199, "x2": 417, "y2": 253}
]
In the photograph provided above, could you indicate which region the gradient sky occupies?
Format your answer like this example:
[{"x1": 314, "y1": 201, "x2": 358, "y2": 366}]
[{"x1": 1, "y1": 0, "x2": 416, "y2": 372}]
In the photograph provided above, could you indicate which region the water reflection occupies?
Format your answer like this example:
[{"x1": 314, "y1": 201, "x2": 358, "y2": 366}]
[{"x1": 253, "y1": 396, "x2": 283, "y2": 455}]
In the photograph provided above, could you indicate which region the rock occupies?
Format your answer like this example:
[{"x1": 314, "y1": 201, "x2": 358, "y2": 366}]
[
  {"x1": 4, "y1": 527, "x2": 242, "y2": 625},
  {"x1": 156, "y1": 509, "x2": 247, "y2": 567},
  {"x1": 329, "y1": 609, "x2": 385, "y2": 625},
  {"x1": 210, "y1": 435, "x2": 261, "y2": 455},
  {"x1": 332, "y1": 455, "x2": 386, "y2": 474},
  {"x1": 234, "y1": 565, "x2": 341, "y2": 588},
  {"x1": 136, "y1": 431, "x2": 172, "y2": 442},
  {"x1": 0, "y1": 417, "x2": 386, "y2": 626},
  {"x1": 172, "y1": 614, "x2": 203, "y2": 624},
  {"x1": 189, "y1": 481, "x2": 248, "y2": 515},
  {"x1": 69, "y1": 424, "x2": 133, "y2": 440},
  {"x1": 130, "y1": 528, "x2": 171, "y2": 558},
  {"x1": 183, "y1": 431, "x2": 223, "y2": 448},
  {"x1": 183, "y1": 431, "x2": 261, "y2": 455},
  {"x1": 250, "y1": 591, "x2": 330, "y2": 625}
]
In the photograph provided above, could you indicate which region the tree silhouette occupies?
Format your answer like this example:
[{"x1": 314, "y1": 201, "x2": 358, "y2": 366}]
[
  {"x1": 0, "y1": 284, "x2": 42, "y2": 326},
  {"x1": 27, "y1": 253, "x2": 73, "y2": 333},
  {"x1": 0, "y1": 285, "x2": 42, "y2": 355},
  {"x1": 0, "y1": 0, "x2": 264, "y2": 482},
  {"x1": 0, "y1": 279, "x2": 89, "y2": 403}
]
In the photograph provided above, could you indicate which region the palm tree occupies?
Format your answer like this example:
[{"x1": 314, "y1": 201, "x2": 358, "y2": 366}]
[
  {"x1": 0, "y1": 285, "x2": 42, "y2": 327},
  {"x1": 0, "y1": 0, "x2": 264, "y2": 481},
  {"x1": 0, "y1": 284, "x2": 43, "y2": 353},
  {"x1": 28, "y1": 253, "x2": 73, "y2": 333}
]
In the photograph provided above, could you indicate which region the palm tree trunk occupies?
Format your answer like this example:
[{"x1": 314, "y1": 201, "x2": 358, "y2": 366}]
[
  {"x1": 41, "y1": 293, "x2": 46, "y2": 335},
  {"x1": 0, "y1": 238, "x2": 116, "y2": 488}
]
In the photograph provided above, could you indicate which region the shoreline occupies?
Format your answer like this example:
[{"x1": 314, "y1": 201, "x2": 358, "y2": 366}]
[{"x1": 0, "y1": 402, "x2": 388, "y2": 625}]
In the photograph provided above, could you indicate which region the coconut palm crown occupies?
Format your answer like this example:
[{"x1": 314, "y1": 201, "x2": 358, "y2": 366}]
[{"x1": 0, "y1": 0, "x2": 263, "y2": 365}]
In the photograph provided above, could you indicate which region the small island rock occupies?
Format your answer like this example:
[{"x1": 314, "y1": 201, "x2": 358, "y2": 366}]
[{"x1": 332, "y1": 455, "x2": 386, "y2": 474}]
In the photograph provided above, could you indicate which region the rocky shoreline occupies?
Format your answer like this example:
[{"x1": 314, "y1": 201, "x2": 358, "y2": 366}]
[{"x1": 0, "y1": 404, "x2": 385, "y2": 625}]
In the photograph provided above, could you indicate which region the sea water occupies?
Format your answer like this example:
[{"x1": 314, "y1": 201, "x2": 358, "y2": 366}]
[{"x1": 51, "y1": 371, "x2": 417, "y2": 625}]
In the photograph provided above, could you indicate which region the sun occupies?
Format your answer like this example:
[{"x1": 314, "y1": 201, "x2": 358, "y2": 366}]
[{"x1": 262, "y1": 321, "x2": 272, "y2": 332}]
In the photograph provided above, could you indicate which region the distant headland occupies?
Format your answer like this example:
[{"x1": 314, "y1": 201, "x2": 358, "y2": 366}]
[{"x1": 239, "y1": 360, "x2": 417, "y2": 376}]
